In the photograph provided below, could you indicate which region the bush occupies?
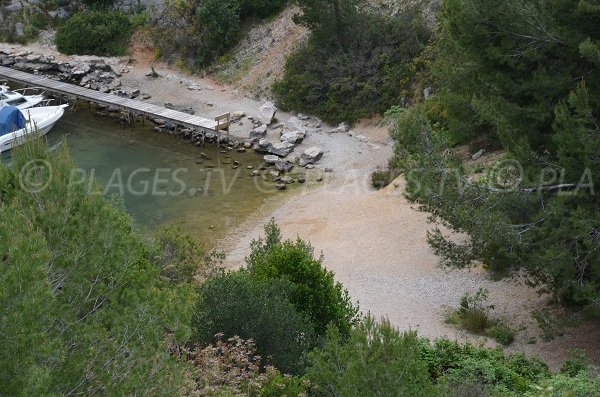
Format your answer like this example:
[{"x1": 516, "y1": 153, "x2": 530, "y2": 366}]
[
  {"x1": 155, "y1": 0, "x2": 286, "y2": 69},
  {"x1": 421, "y1": 339, "x2": 549, "y2": 396},
  {"x1": 55, "y1": 10, "x2": 131, "y2": 56},
  {"x1": 307, "y1": 315, "x2": 437, "y2": 397},
  {"x1": 247, "y1": 220, "x2": 359, "y2": 338},
  {"x1": 240, "y1": 0, "x2": 288, "y2": 18},
  {"x1": 188, "y1": 336, "x2": 308, "y2": 396},
  {"x1": 192, "y1": 270, "x2": 316, "y2": 374},
  {"x1": 153, "y1": 225, "x2": 222, "y2": 284},
  {"x1": 0, "y1": 138, "x2": 192, "y2": 395},
  {"x1": 371, "y1": 168, "x2": 397, "y2": 190},
  {"x1": 274, "y1": 2, "x2": 430, "y2": 124},
  {"x1": 458, "y1": 288, "x2": 494, "y2": 333},
  {"x1": 489, "y1": 323, "x2": 515, "y2": 347}
]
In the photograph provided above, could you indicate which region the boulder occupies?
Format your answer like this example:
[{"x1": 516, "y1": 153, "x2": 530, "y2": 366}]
[
  {"x1": 250, "y1": 124, "x2": 268, "y2": 140},
  {"x1": 280, "y1": 130, "x2": 305, "y2": 144},
  {"x1": 299, "y1": 146, "x2": 324, "y2": 167},
  {"x1": 472, "y1": 149, "x2": 485, "y2": 160},
  {"x1": 263, "y1": 154, "x2": 279, "y2": 165},
  {"x1": 258, "y1": 101, "x2": 277, "y2": 125},
  {"x1": 269, "y1": 141, "x2": 295, "y2": 157},
  {"x1": 285, "y1": 116, "x2": 306, "y2": 133},
  {"x1": 329, "y1": 122, "x2": 349, "y2": 133},
  {"x1": 254, "y1": 139, "x2": 272, "y2": 153}
]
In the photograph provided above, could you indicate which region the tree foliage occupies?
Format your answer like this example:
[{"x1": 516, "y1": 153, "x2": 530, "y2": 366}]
[
  {"x1": 155, "y1": 0, "x2": 288, "y2": 69},
  {"x1": 55, "y1": 10, "x2": 131, "y2": 56},
  {"x1": 247, "y1": 220, "x2": 359, "y2": 338},
  {"x1": 275, "y1": 0, "x2": 430, "y2": 123},
  {"x1": 0, "y1": 139, "x2": 193, "y2": 396},
  {"x1": 391, "y1": 0, "x2": 600, "y2": 312},
  {"x1": 192, "y1": 270, "x2": 316, "y2": 374},
  {"x1": 306, "y1": 315, "x2": 436, "y2": 397}
]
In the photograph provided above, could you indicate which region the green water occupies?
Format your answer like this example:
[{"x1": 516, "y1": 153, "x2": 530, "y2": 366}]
[{"x1": 36, "y1": 107, "x2": 279, "y2": 247}]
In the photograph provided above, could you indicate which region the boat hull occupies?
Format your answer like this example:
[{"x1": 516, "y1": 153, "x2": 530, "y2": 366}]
[{"x1": 0, "y1": 105, "x2": 67, "y2": 153}]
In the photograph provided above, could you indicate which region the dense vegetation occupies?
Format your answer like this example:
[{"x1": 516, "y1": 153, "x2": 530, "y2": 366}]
[
  {"x1": 155, "y1": 0, "x2": 288, "y2": 69},
  {"x1": 274, "y1": 0, "x2": 430, "y2": 123},
  {"x1": 389, "y1": 0, "x2": 600, "y2": 314},
  {"x1": 0, "y1": 139, "x2": 194, "y2": 395},
  {"x1": 55, "y1": 9, "x2": 131, "y2": 56},
  {"x1": 2, "y1": 138, "x2": 599, "y2": 395}
]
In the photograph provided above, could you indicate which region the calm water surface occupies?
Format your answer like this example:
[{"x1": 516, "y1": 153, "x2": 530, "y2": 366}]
[{"x1": 26, "y1": 107, "x2": 278, "y2": 247}]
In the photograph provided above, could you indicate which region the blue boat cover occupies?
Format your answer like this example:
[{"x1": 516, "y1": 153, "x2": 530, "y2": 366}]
[{"x1": 0, "y1": 106, "x2": 25, "y2": 136}]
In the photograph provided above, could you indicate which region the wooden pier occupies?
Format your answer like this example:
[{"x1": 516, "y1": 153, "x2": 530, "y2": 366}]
[{"x1": 0, "y1": 65, "x2": 219, "y2": 133}]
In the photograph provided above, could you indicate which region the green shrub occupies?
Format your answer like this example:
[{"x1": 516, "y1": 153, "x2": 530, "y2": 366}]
[
  {"x1": 307, "y1": 315, "x2": 437, "y2": 397},
  {"x1": 55, "y1": 10, "x2": 131, "y2": 56},
  {"x1": 0, "y1": 138, "x2": 192, "y2": 395},
  {"x1": 274, "y1": 2, "x2": 430, "y2": 124},
  {"x1": 192, "y1": 0, "x2": 241, "y2": 67},
  {"x1": 560, "y1": 349, "x2": 589, "y2": 377},
  {"x1": 457, "y1": 288, "x2": 494, "y2": 333},
  {"x1": 82, "y1": 0, "x2": 115, "y2": 8},
  {"x1": 371, "y1": 168, "x2": 398, "y2": 190},
  {"x1": 421, "y1": 339, "x2": 549, "y2": 396},
  {"x1": 247, "y1": 220, "x2": 359, "y2": 338},
  {"x1": 153, "y1": 225, "x2": 222, "y2": 284},
  {"x1": 192, "y1": 270, "x2": 316, "y2": 374},
  {"x1": 525, "y1": 372, "x2": 600, "y2": 397},
  {"x1": 490, "y1": 322, "x2": 515, "y2": 347},
  {"x1": 240, "y1": 0, "x2": 288, "y2": 18}
]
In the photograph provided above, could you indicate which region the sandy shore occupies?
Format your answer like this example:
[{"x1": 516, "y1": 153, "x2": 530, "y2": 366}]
[{"x1": 4, "y1": 38, "x2": 600, "y2": 370}]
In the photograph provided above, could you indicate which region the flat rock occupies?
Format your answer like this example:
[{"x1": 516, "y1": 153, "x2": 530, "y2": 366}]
[
  {"x1": 264, "y1": 154, "x2": 279, "y2": 165},
  {"x1": 299, "y1": 146, "x2": 324, "y2": 167},
  {"x1": 280, "y1": 130, "x2": 305, "y2": 144},
  {"x1": 269, "y1": 141, "x2": 295, "y2": 157}
]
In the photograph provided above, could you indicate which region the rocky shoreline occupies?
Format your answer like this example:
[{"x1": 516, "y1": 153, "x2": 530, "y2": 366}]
[{"x1": 0, "y1": 48, "x2": 342, "y2": 189}]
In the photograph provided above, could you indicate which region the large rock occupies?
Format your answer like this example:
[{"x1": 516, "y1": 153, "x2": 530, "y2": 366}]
[
  {"x1": 285, "y1": 116, "x2": 306, "y2": 133},
  {"x1": 280, "y1": 130, "x2": 305, "y2": 144},
  {"x1": 329, "y1": 122, "x2": 349, "y2": 133},
  {"x1": 299, "y1": 147, "x2": 324, "y2": 167},
  {"x1": 258, "y1": 101, "x2": 277, "y2": 125},
  {"x1": 250, "y1": 124, "x2": 267, "y2": 140},
  {"x1": 254, "y1": 139, "x2": 272, "y2": 153},
  {"x1": 264, "y1": 154, "x2": 279, "y2": 165},
  {"x1": 269, "y1": 142, "x2": 295, "y2": 157}
]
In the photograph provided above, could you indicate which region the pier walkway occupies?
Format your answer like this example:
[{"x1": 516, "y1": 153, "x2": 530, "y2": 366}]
[{"x1": 0, "y1": 65, "x2": 218, "y2": 132}]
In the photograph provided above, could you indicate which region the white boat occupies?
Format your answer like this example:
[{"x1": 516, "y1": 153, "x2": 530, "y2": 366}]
[
  {"x1": 0, "y1": 104, "x2": 68, "y2": 153},
  {"x1": 0, "y1": 87, "x2": 46, "y2": 109}
]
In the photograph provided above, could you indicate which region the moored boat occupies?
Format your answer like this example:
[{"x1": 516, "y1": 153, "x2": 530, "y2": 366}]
[{"x1": 0, "y1": 104, "x2": 68, "y2": 153}]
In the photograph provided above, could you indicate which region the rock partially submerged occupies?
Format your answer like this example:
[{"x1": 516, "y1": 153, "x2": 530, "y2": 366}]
[
  {"x1": 263, "y1": 154, "x2": 279, "y2": 165},
  {"x1": 274, "y1": 159, "x2": 294, "y2": 173}
]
